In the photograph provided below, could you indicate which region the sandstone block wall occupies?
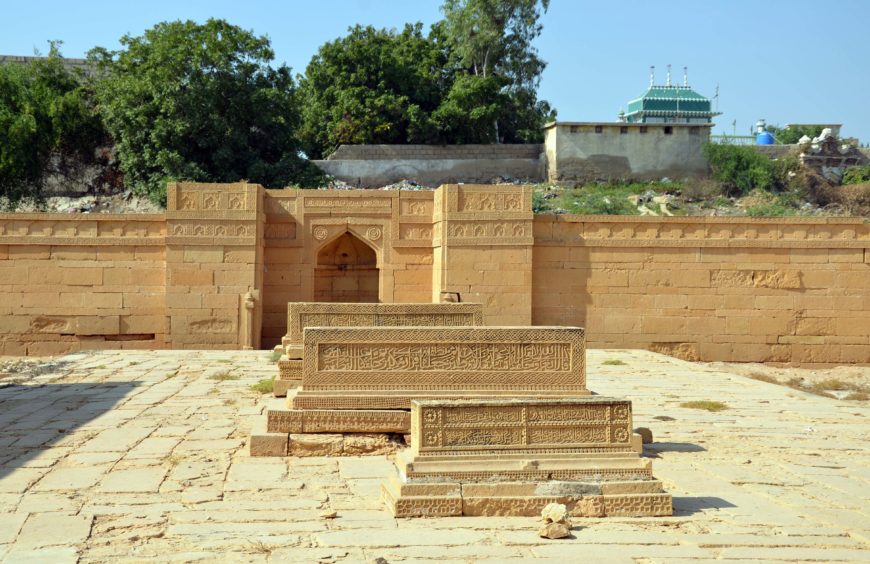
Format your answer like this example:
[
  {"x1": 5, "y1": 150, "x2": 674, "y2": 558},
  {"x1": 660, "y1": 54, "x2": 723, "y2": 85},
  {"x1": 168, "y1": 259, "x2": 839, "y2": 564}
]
[
  {"x1": 0, "y1": 214, "x2": 166, "y2": 355},
  {"x1": 260, "y1": 188, "x2": 436, "y2": 348},
  {"x1": 532, "y1": 215, "x2": 870, "y2": 364},
  {"x1": 0, "y1": 182, "x2": 866, "y2": 364},
  {"x1": 433, "y1": 185, "x2": 534, "y2": 325}
]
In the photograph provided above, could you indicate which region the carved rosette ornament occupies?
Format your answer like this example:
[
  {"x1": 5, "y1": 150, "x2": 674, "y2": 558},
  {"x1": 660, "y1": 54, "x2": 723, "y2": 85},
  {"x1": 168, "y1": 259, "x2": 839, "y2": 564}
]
[
  {"x1": 313, "y1": 226, "x2": 329, "y2": 241},
  {"x1": 365, "y1": 226, "x2": 382, "y2": 241}
]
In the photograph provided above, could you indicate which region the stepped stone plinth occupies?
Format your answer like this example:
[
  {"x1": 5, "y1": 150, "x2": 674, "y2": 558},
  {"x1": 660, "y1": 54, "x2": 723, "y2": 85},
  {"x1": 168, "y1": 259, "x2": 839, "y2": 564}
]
[
  {"x1": 382, "y1": 398, "x2": 672, "y2": 517},
  {"x1": 267, "y1": 326, "x2": 589, "y2": 434},
  {"x1": 272, "y1": 302, "x2": 485, "y2": 396}
]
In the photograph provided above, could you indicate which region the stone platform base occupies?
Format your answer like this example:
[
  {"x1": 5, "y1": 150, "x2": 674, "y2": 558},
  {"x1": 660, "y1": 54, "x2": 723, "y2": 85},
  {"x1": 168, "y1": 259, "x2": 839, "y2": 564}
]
[{"x1": 381, "y1": 471, "x2": 672, "y2": 517}]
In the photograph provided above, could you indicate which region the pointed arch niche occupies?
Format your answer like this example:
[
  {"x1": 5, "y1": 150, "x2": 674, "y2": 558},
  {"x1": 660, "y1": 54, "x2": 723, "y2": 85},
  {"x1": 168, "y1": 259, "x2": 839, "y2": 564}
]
[{"x1": 314, "y1": 231, "x2": 379, "y2": 303}]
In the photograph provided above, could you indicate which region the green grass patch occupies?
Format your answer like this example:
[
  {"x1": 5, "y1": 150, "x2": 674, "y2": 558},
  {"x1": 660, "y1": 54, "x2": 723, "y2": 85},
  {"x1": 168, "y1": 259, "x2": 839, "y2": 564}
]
[
  {"x1": 251, "y1": 377, "x2": 275, "y2": 394},
  {"x1": 208, "y1": 370, "x2": 239, "y2": 382},
  {"x1": 679, "y1": 400, "x2": 728, "y2": 412},
  {"x1": 602, "y1": 359, "x2": 626, "y2": 366},
  {"x1": 269, "y1": 349, "x2": 282, "y2": 363}
]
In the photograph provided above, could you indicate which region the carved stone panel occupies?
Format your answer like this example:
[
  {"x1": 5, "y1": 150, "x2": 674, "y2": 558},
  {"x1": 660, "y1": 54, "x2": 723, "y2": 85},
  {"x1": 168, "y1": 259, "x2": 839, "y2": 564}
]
[
  {"x1": 298, "y1": 326, "x2": 586, "y2": 398},
  {"x1": 412, "y1": 398, "x2": 632, "y2": 456}
]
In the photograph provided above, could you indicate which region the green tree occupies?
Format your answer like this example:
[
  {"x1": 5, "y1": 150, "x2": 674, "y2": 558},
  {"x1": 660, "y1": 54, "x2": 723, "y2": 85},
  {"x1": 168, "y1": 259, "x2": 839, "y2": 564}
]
[
  {"x1": 298, "y1": 24, "x2": 448, "y2": 159},
  {"x1": 440, "y1": 0, "x2": 554, "y2": 142},
  {"x1": 0, "y1": 43, "x2": 103, "y2": 206},
  {"x1": 90, "y1": 19, "x2": 321, "y2": 204}
]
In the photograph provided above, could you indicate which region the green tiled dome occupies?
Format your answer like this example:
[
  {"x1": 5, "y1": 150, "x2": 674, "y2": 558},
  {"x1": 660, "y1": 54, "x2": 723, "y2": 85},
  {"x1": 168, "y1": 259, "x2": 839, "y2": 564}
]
[{"x1": 624, "y1": 85, "x2": 719, "y2": 123}]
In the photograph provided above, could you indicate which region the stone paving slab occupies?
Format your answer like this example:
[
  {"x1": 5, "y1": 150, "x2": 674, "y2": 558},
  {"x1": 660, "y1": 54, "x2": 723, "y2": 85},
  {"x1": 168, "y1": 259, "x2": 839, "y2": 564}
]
[{"x1": 0, "y1": 349, "x2": 867, "y2": 562}]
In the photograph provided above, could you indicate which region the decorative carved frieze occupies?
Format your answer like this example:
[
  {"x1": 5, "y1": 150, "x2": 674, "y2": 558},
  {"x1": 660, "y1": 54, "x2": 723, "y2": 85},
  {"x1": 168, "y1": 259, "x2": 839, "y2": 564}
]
[
  {"x1": 295, "y1": 327, "x2": 587, "y2": 406},
  {"x1": 412, "y1": 398, "x2": 632, "y2": 456}
]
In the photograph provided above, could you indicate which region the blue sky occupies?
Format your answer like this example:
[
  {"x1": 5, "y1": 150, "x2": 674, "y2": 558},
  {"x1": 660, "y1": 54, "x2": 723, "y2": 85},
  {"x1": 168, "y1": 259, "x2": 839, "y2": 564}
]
[{"x1": 3, "y1": 0, "x2": 869, "y2": 140}]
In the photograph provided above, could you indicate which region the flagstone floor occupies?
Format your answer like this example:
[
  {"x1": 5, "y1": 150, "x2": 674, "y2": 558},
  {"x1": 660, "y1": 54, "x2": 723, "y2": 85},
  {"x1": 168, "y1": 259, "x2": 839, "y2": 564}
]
[{"x1": 0, "y1": 349, "x2": 867, "y2": 563}]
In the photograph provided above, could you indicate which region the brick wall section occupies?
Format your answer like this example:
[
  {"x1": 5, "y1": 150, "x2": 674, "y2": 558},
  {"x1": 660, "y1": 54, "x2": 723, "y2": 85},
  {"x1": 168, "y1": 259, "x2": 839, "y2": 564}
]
[
  {"x1": 532, "y1": 216, "x2": 870, "y2": 364},
  {"x1": 326, "y1": 144, "x2": 543, "y2": 161},
  {"x1": 0, "y1": 214, "x2": 166, "y2": 355}
]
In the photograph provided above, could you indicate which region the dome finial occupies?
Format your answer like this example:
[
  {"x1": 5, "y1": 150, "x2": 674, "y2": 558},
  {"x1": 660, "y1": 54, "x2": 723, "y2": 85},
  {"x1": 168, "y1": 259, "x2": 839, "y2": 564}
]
[
  {"x1": 649, "y1": 65, "x2": 655, "y2": 87},
  {"x1": 666, "y1": 64, "x2": 672, "y2": 87}
]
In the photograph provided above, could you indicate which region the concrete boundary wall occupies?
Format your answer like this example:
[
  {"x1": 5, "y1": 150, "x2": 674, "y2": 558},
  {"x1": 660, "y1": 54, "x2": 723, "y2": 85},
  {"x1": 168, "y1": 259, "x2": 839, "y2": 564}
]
[
  {"x1": 314, "y1": 144, "x2": 545, "y2": 187},
  {"x1": 0, "y1": 182, "x2": 866, "y2": 364}
]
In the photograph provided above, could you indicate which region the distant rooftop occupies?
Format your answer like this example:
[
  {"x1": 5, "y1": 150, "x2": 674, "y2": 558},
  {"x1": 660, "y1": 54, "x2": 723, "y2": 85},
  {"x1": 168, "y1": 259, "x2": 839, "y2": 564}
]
[{"x1": 622, "y1": 65, "x2": 720, "y2": 124}]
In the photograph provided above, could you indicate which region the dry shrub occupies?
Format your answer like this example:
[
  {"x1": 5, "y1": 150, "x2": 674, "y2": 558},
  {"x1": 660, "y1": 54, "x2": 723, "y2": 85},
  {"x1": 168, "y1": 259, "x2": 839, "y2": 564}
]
[
  {"x1": 836, "y1": 183, "x2": 870, "y2": 216},
  {"x1": 811, "y1": 181, "x2": 870, "y2": 216}
]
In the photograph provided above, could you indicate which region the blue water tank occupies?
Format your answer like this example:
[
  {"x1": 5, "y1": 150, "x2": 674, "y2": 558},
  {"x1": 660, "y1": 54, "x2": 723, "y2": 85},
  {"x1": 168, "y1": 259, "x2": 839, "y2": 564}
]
[{"x1": 756, "y1": 131, "x2": 775, "y2": 145}]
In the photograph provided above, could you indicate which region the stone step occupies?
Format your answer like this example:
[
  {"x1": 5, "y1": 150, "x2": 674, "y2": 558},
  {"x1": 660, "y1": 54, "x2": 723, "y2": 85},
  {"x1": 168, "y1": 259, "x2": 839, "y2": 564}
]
[
  {"x1": 249, "y1": 418, "x2": 288, "y2": 457},
  {"x1": 382, "y1": 474, "x2": 672, "y2": 518}
]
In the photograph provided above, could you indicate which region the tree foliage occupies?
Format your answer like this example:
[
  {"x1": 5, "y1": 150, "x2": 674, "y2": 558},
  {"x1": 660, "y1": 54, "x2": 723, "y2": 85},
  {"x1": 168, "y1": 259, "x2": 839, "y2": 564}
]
[
  {"x1": 298, "y1": 0, "x2": 554, "y2": 158},
  {"x1": 0, "y1": 43, "x2": 104, "y2": 206},
  {"x1": 298, "y1": 24, "x2": 448, "y2": 159},
  {"x1": 90, "y1": 19, "x2": 323, "y2": 204},
  {"x1": 439, "y1": 0, "x2": 553, "y2": 142},
  {"x1": 842, "y1": 164, "x2": 870, "y2": 185}
]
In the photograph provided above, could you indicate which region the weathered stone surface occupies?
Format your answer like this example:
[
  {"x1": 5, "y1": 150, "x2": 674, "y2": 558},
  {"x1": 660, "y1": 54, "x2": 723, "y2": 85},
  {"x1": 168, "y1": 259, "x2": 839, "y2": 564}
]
[
  {"x1": 268, "y1": 409, "x2": 410, "y2": 434},
  {"x1": 15, "y1": 513, "x2": 92, "y2": 548},
  {"x1": 342, "y1": 434, "x2": 401, "y2": 456},
  {"x1": 288, "y1": 434, "x2": 343, "y2": 457},
  {"x1": 410, "y1": 397, "x2": 629, "y2": 457},
  {"x1": 277, "y1": 358, "x2": 302, "y2": 380},
  {"x1": 538, "y1": 521, "x2": 571, "y2": 539},
  {"x1": 285, "y1": 302, "x2": 484, "y2": 345},
  {"x1": 249, "y1": 430, "x2": 289, "y2": 457},
  {"x1": 293, "y1": 326, "x2": 588, "y2": 412},
  {"x1": 385, "y1": 397, "x2": 672, "y2": 517},
  {"x1": 272, "y1": 378, "x2": 297, "y2": 398},
  {"x1": 634, "y1": 427, "x2": 653, "y2": 444},
  {"x1": 1, "y1": 349, "x2": 868, "y2": 561},
  {"x1": 541, "y1": 502, "x2": 568, "y2": 523}
]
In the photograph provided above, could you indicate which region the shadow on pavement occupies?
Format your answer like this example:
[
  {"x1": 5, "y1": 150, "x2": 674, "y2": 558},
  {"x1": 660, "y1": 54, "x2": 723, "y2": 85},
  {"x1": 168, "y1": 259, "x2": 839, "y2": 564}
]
[
  {"x1": 672, "y1": 496, "x2": 736, "y2": 516},
  {"x1": 645, "y1": 442, "x2": 707, "y2": 453},
  {"x1": 0, "y1": 381, "x2": 139, "y2": 481}
]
